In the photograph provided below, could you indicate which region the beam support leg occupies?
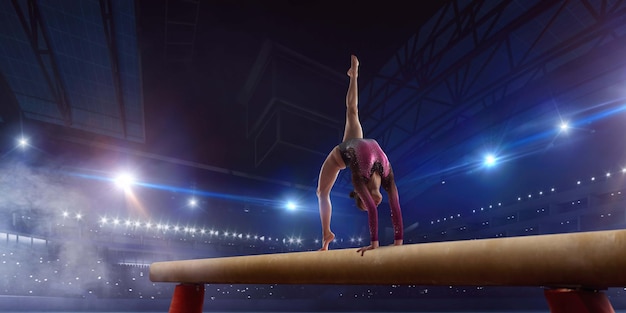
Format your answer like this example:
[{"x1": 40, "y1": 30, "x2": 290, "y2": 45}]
[
  {"x1": 168, "y1": 283, "x2": 204, "y2": 313},
  {"x1": 544, "y1": 288, "x2": 614, "y2": 313}
]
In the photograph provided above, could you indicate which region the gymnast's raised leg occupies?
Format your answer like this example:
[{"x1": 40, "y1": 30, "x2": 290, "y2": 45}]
[{"x1": 317, "y1": 55, "x2": 361, "y2": 251}]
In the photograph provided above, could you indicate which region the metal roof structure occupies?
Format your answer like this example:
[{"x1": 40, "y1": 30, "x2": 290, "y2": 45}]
[{"x1": 0, "y1": 0, "x2": 144, "y2": 142}]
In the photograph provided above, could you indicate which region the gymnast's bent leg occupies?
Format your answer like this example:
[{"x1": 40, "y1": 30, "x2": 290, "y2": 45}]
[{"x1": 316, "y1": 148, "x2": 344, "y2": 250}]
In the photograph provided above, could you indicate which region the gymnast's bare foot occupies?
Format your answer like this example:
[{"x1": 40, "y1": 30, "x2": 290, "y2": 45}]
[
  {"x1": 318, "y1": 231, "x2": 335, "y2": 251},
  {"x1": 347, "y1": 55, "x2": 359, "y2": 78}
]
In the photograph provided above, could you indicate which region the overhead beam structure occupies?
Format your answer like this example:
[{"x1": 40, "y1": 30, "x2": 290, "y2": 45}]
[
  {"x1": 164, "y1": 0, "x2": 200, "y2": 63},
  {"x1": 151, "y1": 229, "x2": 625, "y2": 313},
  {"x1": 99, "y1": 0, "x2": 127, "y2": 139},
  {"x1": 11, "y1": 0, "x2": 72, "y2": 126}
]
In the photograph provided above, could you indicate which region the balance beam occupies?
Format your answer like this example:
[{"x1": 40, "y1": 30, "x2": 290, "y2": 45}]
[
  {"x1": 151, "y1": 229, "x2": 626, "y2": 313},
  {"x1": 151, "y1": 229, "x2": 626, "y2": 287}
]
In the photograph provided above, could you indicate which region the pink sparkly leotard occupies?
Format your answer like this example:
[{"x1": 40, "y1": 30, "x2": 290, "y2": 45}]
[{"x1": 338, "y1": 138, "x2": 403, "y2": 242}]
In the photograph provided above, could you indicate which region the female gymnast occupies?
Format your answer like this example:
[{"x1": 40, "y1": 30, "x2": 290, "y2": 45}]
[{"x1": 317, "y1": 55, "x2": 403, "y2": 256}]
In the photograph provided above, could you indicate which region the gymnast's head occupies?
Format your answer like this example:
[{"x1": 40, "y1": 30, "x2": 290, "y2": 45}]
[{"x1": 350, "y1": 191, "x2": 382, "y2": 211}]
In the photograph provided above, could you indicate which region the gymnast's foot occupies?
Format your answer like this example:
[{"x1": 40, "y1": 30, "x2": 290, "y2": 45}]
[
  {"x1": 318, "y1": 231, "x2": 335, "y2": 251},
  {"x1": 347, "y1": 55, "x2": 359, "y2": 78}
]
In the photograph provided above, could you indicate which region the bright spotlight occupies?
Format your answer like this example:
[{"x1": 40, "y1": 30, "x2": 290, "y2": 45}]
[
  {"x1": 286, "y1": 201, "x2": 297, "y2": 211},
  {"x1": 114, "y1": 172, "x2": 135, "y2": 190},
  {"x1": 559, "y1": 121, "x2": 569, "y2": 132},
  {"x1": 17, "y1": 137, "x2": 28, "y2": 148},
  {"x1": 484, "y1": 154, "x2": 497, "y2": 167},
  {"x1": 188, "y1": 198, "x2": 197, "y2": 207}
]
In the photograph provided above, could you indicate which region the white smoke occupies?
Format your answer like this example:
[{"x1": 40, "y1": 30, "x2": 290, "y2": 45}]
[{"x1": 0, "y1": 160, "x2": 111, "y2": 297}]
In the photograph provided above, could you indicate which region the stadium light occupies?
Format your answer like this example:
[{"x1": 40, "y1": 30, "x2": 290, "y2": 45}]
[
  {"x1": 286, "y1": 201, "x2": 297, "y2": 211},
  {"x1": 114, "y1": 172, "x2": 136, "y2": 190},
  {"x1": 17, "y1": 137, "x2": 28, "y2": 148},
  {"x1": 188, "y1": 198, "x2": 198, "y2": 207},
  {"x1": 484, "y1": 154, "x2": 497, "y2": 167}
]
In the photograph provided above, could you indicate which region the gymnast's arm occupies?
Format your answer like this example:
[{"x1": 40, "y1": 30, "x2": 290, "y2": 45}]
[
  {"x1": 354, "y1": 182, "x2": 381, "y2": 256},
  {"x1": 383, "y1": 169, "x2": 404, "y2": 246}
]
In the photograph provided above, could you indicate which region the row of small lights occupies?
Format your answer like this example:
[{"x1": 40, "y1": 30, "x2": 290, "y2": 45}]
[
  {"x1": 98, "y1": 216, "x2": 305, "y2": 244},
  {"x1": 60, "y1": 212, "x2": 365, "y2": 246},
  {"x1": 62, "y1": 212, "x2": 297, "y2": 243},
  {"x1": 431, "y1": 168, "x2": 626, "y2": 225}
]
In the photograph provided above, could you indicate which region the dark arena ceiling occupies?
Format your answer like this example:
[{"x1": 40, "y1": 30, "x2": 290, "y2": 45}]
[{"x1": 1, "y1": 0, "x2": 626, "y2": 240}]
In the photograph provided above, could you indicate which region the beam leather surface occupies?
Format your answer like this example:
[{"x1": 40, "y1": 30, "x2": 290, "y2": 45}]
[{"x1": 150, "y1": 229, "x2": 626, "y2": 288}]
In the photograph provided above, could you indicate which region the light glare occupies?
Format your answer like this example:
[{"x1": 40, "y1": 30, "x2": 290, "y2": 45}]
[
  {"x1": 286, "y1": 201, "x2": 297, "y2": 211},
  {"x1": 114, "y1": 172, "x2": 135, "y2": 190},
  {"x1": 484, "y1": 154, "x2": 496, "y2": 167},
  {"x1": 18, "y1": 137, "x2": 28, "y2": 148}
]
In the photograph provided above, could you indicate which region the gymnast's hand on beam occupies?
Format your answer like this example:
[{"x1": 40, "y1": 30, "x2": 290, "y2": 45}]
[{"x1": 356, "y1": 241, "x2": 379, "y2": 256}]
